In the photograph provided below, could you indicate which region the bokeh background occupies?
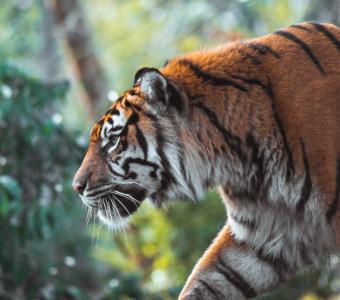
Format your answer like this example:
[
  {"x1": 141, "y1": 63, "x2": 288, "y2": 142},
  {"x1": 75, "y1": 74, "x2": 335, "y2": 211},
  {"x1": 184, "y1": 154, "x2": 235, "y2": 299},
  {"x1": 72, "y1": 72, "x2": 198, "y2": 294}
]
[{"x1": 1, "y1": 0, "x2": 340, "y2": 299}]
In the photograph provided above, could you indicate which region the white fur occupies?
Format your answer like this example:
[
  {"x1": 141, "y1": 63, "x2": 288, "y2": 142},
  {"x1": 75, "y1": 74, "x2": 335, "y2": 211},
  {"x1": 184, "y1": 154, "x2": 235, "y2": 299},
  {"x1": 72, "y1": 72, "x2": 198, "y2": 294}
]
[{"x1": 98, "y1": 210, "x2": 130, "y2": 230}]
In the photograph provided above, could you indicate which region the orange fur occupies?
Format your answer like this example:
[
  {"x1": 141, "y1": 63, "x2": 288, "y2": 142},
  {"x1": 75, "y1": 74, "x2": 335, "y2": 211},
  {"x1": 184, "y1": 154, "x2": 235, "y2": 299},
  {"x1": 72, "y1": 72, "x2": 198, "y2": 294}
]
[
  {"x1": 180, "y1": 225, "x2": 238, "y2": 297},
  {"x1": 161, "y1": 21, "x2": 339, "y2": 230},
  {"x1": 75, "y1": 22, "x2": 340, "y2": 299}
]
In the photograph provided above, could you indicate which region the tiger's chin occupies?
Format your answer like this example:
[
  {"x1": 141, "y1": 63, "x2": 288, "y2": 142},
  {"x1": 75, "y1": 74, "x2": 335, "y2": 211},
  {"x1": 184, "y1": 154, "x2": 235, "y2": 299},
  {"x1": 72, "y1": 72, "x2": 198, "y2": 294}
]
[
  {"x1": 97, "y1": 210, "x2": 131, "y2": 230},
  {"x1": 92, "y1": 188, "x2": 146, "y2": 230}
]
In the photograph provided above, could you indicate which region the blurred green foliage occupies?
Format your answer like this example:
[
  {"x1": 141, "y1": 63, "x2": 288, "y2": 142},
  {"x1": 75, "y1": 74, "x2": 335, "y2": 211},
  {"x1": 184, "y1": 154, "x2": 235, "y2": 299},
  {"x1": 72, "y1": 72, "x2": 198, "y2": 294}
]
[
  {"x1": 0, "y1": 61, "x2": 225, "y2": 299},
  {"x1": 0, "y1": 64, "x2": 146, "y2": 299},
  {"x1": 84, "y1": 0, "x2": 310, "y2": 92},
  {"x1": 1, "y1": 0, "x2": 340, "y2": 299}
]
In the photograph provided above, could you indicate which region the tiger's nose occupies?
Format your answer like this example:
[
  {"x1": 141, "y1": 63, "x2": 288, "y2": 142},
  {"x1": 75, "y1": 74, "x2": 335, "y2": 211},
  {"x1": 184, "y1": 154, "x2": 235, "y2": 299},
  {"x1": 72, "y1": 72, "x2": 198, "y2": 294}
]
[{"x1": 73, "y1": 180, "x2": 86, "y2": 195}]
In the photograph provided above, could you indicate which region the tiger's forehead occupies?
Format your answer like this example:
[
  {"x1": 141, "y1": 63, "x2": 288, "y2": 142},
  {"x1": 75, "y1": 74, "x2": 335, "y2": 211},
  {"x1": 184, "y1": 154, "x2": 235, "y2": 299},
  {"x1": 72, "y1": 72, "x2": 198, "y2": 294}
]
[{"x1": 90, "y1": 97, "x2": 129, "y2": 142}]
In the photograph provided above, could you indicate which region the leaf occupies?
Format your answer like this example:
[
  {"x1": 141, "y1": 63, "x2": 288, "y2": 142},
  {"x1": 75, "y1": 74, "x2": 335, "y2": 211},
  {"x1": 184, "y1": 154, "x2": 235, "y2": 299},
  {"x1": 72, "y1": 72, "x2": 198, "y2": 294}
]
[
  {"x1": 0, "y1": 191, "x2": 9, "y2": 217},
  {"x1": 0, "y1": 175, "x2": 21, "y2": 199}
]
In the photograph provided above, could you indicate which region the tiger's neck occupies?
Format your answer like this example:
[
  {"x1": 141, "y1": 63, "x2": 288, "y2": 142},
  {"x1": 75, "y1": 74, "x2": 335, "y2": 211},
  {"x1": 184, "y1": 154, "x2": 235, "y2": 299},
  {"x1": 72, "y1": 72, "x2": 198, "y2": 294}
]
[
  {"x1": 171, "y1": 71, "x2": 280, "y2": 201},
  {"x1": 182, "y1": 98, "x2": 273, "y2": 202},
  {"x1": 162, "y1": 44, "x2": 282, "y2": 201}
]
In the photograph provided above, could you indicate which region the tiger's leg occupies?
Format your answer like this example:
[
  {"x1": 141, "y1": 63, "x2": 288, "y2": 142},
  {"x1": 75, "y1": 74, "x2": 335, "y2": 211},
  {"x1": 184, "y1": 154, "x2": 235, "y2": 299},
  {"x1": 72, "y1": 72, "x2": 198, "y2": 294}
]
[{"x1": 178, "y1": 225, "x2": 283, "y2": 300}]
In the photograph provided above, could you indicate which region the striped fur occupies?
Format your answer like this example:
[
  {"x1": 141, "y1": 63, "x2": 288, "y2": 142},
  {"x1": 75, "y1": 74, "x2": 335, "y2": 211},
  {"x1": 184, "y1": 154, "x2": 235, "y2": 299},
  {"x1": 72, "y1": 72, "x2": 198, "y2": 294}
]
[{"x1": 73, "y1": 22, "x2": 340, "y2": 299}]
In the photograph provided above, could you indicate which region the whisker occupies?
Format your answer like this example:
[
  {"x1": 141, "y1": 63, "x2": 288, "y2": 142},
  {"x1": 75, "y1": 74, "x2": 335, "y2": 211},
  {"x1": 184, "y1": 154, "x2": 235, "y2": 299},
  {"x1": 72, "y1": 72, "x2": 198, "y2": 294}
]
[
  {"x1": 106, "y1": 199, "x2": 117, "y2": 237},
  {"x1": 112, "y1": 190, "x2": 140, "y2": 207},
  {"x1": 84, "y1": 200, "x2": 99, "y2": 208},
  {"x1": 102, "y1": 200, "x2": 110, "y2": 243},
  {"x1": 91, "y1": 208, "x2": 97, "y2": 247},
  {"x1": 110, "y1": 179, "x2": 153, "y2": 191},
  {"x1": 96, "y1": 214, "x2": 100, "y2": 249},
  {"x1": 85, "y1": 183, "x2": 112, "y2": 197},
  {"x1": 86, "y1": 207, "x2": 92, "y2": 225},
  {"x1": 107, "y1": 199, "x2": 118, "y2": 238},
  {"x1": 86, "y1": 189, "x2": 112, "y2": 200},
  {"x1": 108, "y1": 195, "x2": 128, "y2": 244},
  {"x1": 112, "y1": 194, "x2": 136, "y2": 226}
]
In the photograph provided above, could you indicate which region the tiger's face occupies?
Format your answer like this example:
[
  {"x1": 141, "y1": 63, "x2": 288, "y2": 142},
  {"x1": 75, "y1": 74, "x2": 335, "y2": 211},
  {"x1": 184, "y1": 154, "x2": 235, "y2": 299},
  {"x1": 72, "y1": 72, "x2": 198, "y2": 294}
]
[{"x1": 73, "y1": 68, "x2": 190, "y2": 229}]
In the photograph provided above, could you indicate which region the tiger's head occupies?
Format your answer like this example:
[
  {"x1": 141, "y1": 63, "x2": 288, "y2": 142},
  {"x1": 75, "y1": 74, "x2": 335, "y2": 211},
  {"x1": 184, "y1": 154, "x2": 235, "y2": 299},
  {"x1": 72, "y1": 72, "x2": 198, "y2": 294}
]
[{"x1": 73, "y1": 67, "x2": 196, "y2": 229}]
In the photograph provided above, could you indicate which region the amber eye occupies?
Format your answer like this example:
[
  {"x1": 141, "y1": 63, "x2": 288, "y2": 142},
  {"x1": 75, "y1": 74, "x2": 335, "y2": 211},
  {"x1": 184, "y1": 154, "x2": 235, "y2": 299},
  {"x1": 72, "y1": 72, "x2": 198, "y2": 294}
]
[
  {"x1": 109, "y1": 135, "x2": 119, "y2": 145},
  {"x1": 101, "y1": 135, "x2": 120, "y2": 154},
  {"x1": 107, "y1": 136, "x2": 120, "y2": 154}
]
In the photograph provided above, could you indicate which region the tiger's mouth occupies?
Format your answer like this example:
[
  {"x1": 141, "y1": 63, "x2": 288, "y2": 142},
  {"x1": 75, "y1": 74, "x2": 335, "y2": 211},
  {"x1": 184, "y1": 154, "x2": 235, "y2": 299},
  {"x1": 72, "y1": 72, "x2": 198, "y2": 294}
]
[{"x1": 80, "y1": 185, "x2": 146, "y2": 228}]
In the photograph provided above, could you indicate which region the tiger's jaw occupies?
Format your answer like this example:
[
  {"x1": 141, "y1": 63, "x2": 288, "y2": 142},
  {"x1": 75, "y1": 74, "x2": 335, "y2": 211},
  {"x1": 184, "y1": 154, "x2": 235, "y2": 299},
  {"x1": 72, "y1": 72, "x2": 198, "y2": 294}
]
[
  {"x1": 80, "y1": 187, "x2": 146, "y2": 230},
  {"x1": 97, "y1": 209, "x2": 130, "y2": 230}
]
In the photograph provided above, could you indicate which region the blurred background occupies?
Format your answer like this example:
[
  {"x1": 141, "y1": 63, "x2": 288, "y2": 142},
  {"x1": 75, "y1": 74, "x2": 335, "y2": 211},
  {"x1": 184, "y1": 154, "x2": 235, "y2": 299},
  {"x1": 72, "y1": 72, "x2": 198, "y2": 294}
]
[{"x1": 1, "y1": 0, "x2": 340, "y2": 299}]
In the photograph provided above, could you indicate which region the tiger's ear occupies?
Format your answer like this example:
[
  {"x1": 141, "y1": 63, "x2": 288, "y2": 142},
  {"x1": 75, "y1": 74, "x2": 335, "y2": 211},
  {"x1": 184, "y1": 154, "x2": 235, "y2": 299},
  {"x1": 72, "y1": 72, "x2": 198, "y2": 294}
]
[
  {"x1": 134, "y1": 67, "x2": 169, "y2": 106},
  {"x1": 134, "y1": 67, "x2": 187, "y2": 115}
]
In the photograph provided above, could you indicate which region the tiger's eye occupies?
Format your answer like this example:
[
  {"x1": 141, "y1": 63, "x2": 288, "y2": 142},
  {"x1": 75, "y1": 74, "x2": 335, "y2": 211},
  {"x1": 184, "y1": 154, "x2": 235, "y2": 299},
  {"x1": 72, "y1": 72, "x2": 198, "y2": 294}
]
[{"x1": 110, "y1": 136, "x2": 118, "y2": 144}]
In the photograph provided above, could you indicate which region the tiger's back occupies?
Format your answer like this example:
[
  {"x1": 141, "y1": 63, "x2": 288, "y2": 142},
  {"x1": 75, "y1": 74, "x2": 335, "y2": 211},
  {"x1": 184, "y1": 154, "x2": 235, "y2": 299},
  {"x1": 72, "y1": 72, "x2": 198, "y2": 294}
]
[{"x1": 162, "y1": 22, "x2": 340, "y2": 229}]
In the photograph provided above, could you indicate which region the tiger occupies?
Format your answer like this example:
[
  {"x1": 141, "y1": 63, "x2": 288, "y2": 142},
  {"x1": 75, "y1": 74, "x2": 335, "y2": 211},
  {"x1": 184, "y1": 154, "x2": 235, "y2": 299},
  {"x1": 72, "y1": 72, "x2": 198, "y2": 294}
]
[{"x1": 73, "y1": 21, "x2": 340, "y2": 299}]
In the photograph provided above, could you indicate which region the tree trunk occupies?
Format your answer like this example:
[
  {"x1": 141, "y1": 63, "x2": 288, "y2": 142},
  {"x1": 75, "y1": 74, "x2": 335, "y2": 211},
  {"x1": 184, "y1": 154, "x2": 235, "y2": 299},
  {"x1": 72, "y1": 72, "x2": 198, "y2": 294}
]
[
  {"x1": 39, "y1": 0, "x2": 61, "y2": 82},
  {"x1": 305, "y1": 0, "x2": 340, "y2": 26},
  {"x1": 52, "y1": 0, "x2": 106, "y2": 120}
]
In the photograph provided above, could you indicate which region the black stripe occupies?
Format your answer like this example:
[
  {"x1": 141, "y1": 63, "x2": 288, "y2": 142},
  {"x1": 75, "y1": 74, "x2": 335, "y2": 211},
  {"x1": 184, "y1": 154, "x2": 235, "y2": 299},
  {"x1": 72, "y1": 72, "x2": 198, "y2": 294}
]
[
  {"x1": 326, "y1": 158, "x2": 340, "y2": 221},
  {"x1": 246, "y1": 132, "x2": 266, "y2": 197},
  {"x1": 193, "y1": 285, "x2": 205, "y2": 299},
  {"x1": 121, "y1": 157, "x2": 159, "y2": 174},
  {"x1": 255, "y1": 247, "x2": 285, "y2": 281},
  {"x1": 110, "y1": 125, "x2": 123, "y2": 133},
  {"x1": 193, "y1": 102, "x2": 247, "y2": 164},
  {"x1": 142, "y1": 110, "x2": 158, "y2": 123},
  {"x1": 230, "y1": 213, "x2": 257, "y2": 229},
  {"x1": 246, "y1": 43, "x2": 281, "y2": 58},
  {"x1": 309, "y1": 21, "x2": 340, "y2": 51},
  {"x1": 137, "y1": 112, "x2": 175, "y2": 188},
  {"x1": 198, "y1": 279, "x2": 221, "y2": 300},
  {"x1": 300, "y1": 243, "x2": 313, "y2": 266},
  {"x1": 290, "y1": 24, "x2": 312, "y2": 32},
  {"x1": 178, "y1": 135, "x2": 197, "y2": 200},
  {"x1": 179, "y1": 59, "x2": 248, "y2": 92},
  {"x1": 126, "y1": 112, "x2": 139, "y2": 125},
  {"x1": 242, "y1": 228, "x2": 288, "y2": 281},
  {"x1": 246, "y1": 133, "x2": 259, "y2": 166},
  {"x1": 135, "y1": 124, "x2": 148, "y2": 160},
  {"x1": 86, "y1": 187, "x2": 111, "y2": 198},
  {"x1": 267, "y1": 80, "x2": 295, "y2": 179},
  {"x1": 124, "y1": 99, "x2": 132, "y2": 107},
  {"x1": 168, "y1": 109, "x2": 198, "y2": 201},
  {"x1": 129, "y1": 102, "x2": 143, "y2": 112},
  {"x1": 296, "y1": 138, "x2": 312, "y2": 210},
  {"x1": 96, "y1": 119, "x2": 104, "y2": 126},
  {"x1": 108, "y1": 163, "x2": 125, "y2": 178},
  {"x1": 216, "y1": 255, "x2": 257, "y2": 298},
  {"x1": 106, "y1": 108, "x2": 120, "y2": 116},
  {"x1": 228, "y1": 186, "x2": 257, "y2": 201},
  {"x1": 153, "y1": 121, "x2": 178, "y2": 188},
  {"x1": 275, "y1": 30, "x2": 325, "y2": 74},
  {"x1": 168, "y1": 81, "x2": 185, "y2": 113},
  {"x1": 231, "y1": 75, "x2": 269, "y2": 94},
  {"x1": 237, "y1": 49, "x2": 263, "y2": 65},
  {"x1": 114, "y1": 113, "x2": 138, "y2": 142}
]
